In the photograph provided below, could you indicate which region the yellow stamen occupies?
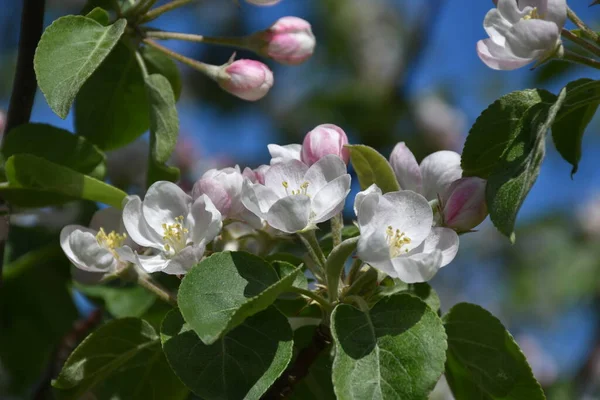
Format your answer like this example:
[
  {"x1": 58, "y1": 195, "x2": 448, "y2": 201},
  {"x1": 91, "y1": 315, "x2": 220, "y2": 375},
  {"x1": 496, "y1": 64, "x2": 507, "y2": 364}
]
[
  {"x1": 385, "y1": 225, "x2": 412, "y2": 258},
  {"x1": 162, "y1": 216, "x2": 189, "y2": 253},
  {"x1": 523, "y1": 7, "x2": 539, "y2": 20}
]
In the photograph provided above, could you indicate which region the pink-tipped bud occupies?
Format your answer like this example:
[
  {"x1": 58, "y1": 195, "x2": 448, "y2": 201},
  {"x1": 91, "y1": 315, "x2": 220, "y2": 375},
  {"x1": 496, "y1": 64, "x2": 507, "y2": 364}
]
[
  {"x1": 246, "y1": 0, "x2": 281, "y2": 5},
  {"x1": 255, "y1": 17, "x2": 316, "y2": 65},
  {"x1": 442, "y1": 177, "x2": 488, "y2": 232},
  {"x1": 301, "y1": 124, "x2": 350, "y2": 166},
  {"x1": 217, "y1": 59, "x2": 274, "y2": 101},
  {"x1": 243, "y1": 165, "x2": 269, "y2": 185}
]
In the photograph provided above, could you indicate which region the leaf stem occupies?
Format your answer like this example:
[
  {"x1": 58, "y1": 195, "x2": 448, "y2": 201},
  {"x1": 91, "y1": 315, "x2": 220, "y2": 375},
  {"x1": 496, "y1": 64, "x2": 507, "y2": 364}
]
[
  {"x1": 135, "y1": 268, "x2": 178, "y2": 306},
  {"x1": 567, "y1": 7, "x2": 600, "y2": 44},
  {"x1": 289, "y1": 286, "x2": 334, "y2": 313},
  {"x1": 140, "y1": 0, "x2": 196, "y2": 23},
  {"x1": 134, "y1": 50, "x2": 149, "y2": 78},
  {"x1": 562, "y1": 49, "x2": 600, "y2": 70},
  {"x1": 561, "y1": 28, "x2": 600, "y2": 58},
  {"x1": 345, "y1": 294, "x2": 370, "y2": 313},
  {"x1": 330, "y1": 212, "x2": 343, "y2": 249}
]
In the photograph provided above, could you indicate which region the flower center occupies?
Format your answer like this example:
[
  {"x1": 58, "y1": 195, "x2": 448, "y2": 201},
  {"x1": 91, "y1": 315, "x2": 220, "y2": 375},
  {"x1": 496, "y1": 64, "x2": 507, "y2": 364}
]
[
  {"x1": 386, "y1": 225, "x2": 412, "y2": 258},
  {"x1": 282, "y1": 181, "x2": 310, "y2": 196},
  {"x1": 96, "y1": 228, "x2": 127, "y2": 250},
  {"x1": 162, "y1": 216, "x2": 189, "y2": 253},
  {"x1": 523, "y1": 7, "x2": 540, "y2": 20}
]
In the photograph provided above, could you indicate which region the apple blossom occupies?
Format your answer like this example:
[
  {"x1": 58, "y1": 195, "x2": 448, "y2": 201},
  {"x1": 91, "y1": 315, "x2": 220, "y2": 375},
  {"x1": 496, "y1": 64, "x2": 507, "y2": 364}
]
[
  {"x1": 477, "y1": 0, "x2": 567, "y2": 70},
  {"x1": 215, "y1": 59, "x2": 274, "y2": 101},
  {"x1": 243, "y1": 165, "x2": 269, "y2": 184},
  {"x1": 389, "y1": 142, "x2": 488, "y2": 230},
  {"x1": 241, "y1": 154, "x2": 351, "y2": 233},
  {"x1": 192, "y1": 165, "x2": 261, "y2": 226},
  {"x1": 443, "y1": 177, "x2": 488, "y2": 231},
  {"x1": 122, "y1": 181, "x2": 222, "y2": 275},
  {"x1": 354, "y1": 185, "x2": 459, "y2": 283},
  {"x1": 301, "y1": 124, "x2": 350, "y2": 166},
  {"x1": 268, "y1": 143, "x2": 302, "y2": 164},
  {"x1": 250, "y1": 17, "x2": 316, "y2": 65},
  {"x1": 60, "y1": 207, "x2": 135, "y2": 276}
]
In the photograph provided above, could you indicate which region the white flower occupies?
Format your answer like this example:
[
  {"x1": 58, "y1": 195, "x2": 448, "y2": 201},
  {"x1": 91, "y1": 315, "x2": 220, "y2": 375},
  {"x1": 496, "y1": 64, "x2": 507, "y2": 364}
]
[
  {"x1": 122, "y1": 181, "x2": 222, "y2": 275},
  {"x1": 268, "y1": 143, "x2": 302, "y2": 165},
  {"x1": 241, "y1": 154, "x2": 351, "y2": 233},
  {"x1": 389, "y1": 142, "x2": 462, "y2": 204},
  {"x1": 60, "y1": 207, "x2": 134, "y2": 276},
  {"x1": 355, "y1": 185, "x2": 459, "y2": 283},
  {"x1": 477, "y1": 0, "x2": 567, "y2": 70},
  {"x1": 192, "y1": 165, "x2": 261, "y2": 226}
]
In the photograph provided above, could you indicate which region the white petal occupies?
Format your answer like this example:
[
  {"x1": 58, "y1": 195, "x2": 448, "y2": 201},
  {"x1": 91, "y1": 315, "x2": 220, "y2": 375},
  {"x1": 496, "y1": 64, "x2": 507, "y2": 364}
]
[
  {"x1": 265, "y1": 159, "x2": 308, "y2": 198},
  {"x1": 389, "y1": 142, "x2": 422, "y2": 192},
  {"x1": 192, "y1": 177, "x2": 231, "y2": 217},
  {"x1": 122, "y1": 195, "x2": 163, "y2": 249},
  {"x1": 520, "y1": 0, "x2": 567, "y2": 27},
  {"x1": 420, "y1": 150, "x2": 462, "y2": 202},
  {"x1": 311, "y1": 174, "x2": 351, "y2": 223},
  {"x1": 189, "y1": 194, "x2": 223, "y2": 245},
  {"x1": 391, "y1": 251, "x2": 443, "y2": 283},
  {"x1": 142, "y1": 181, "x2": 192, "y2": 234},
  {"x1": 303, "y1": 154, "x2": 348, "y2": 193},
  {"x1": 408, "y1": 227, "x2": 459, "y2": 267},
  {"x1": 367, "y1": 259, "x2": 397, "y2": 278},
  {"x1": 477, "y1": 39, "x2": 535, "y2": 70},
  {"x1": 504, "y1": 19, "x2": 560, "y2": 59},
  {"x1": 241, "y1": 179, "x2": 279, "y2": 219},
  {"x1": 353, "y1": 184, "x2": 382, "y2": 225},
  {"x1": 60, "y1": 225, "x2": 116, "y2": 273},
  {"x1": 265, "y1": 195, "x2": 311, "y2": 233},
  {"x1": 268, "y1": 143, "x2": 302, "y2": 165},
  {"x1": 378, "y1": 191, "x2": 433, "y2": 250},
  {"x1": 357, "y1": 227, "x2": 392, "y2": 264},
  {"x1": 134, "y1": 252, "x2": 169, "y2": 273},
  {"x1": 497, "y1": 0, "x2": 531, "y2": 23},
  {"x1": 164, "y1": 245, "x2": 206, "y2": 275}
]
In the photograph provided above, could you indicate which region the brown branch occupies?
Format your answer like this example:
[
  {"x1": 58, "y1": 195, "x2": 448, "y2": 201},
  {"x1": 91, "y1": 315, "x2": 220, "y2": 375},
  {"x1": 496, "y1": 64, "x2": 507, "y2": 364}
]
[
  {"x1": 0, "y1": 0, "x2": 45, "y2": 290},
  {"x1": 261, "y1": 324, "x2": 332, "y2": 399}
]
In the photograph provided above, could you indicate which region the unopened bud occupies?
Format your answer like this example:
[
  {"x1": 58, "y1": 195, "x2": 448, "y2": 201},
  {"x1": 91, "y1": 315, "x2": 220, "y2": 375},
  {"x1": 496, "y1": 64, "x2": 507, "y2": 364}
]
[
  {"x1": 301, "y1": 124, "x2": 349, "y2": 166},
  {"x1": 251, "y1": 17, "x2": 316, "y2": 65},
  {"x1": 216, "y1": 59, "x2": 274, "y2": 101},
  {"x1": 443, "y1": 177, "x2": 487, "y2": 232}
]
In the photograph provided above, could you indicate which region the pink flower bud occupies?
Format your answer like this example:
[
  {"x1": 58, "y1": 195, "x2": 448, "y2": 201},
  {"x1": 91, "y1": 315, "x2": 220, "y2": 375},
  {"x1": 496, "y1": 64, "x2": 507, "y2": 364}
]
[
  {"x1": 301, "y1": 124, "x2": 350, "y2": 166},
  {"x1": 243, "y1": 165, "x2": 269, "y2": 184},
  {"x1": 257, "y1": 17, "x2": 316, "y2": 65},
  {"x1": 217, "y1": 59, "x2": 274, "y2": 101},
  {"x1": 443, "y1": 177, "x2": 488, "y2": 232},
  {"x1": 246, "y1": 0, "x2": 281, "y2": 5}
]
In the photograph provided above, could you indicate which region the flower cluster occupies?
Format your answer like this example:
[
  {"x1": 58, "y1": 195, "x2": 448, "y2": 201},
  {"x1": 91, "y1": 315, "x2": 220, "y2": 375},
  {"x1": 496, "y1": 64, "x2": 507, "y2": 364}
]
[{"x1": 61, "y1": 125, "x2": 487, "y2": 283}]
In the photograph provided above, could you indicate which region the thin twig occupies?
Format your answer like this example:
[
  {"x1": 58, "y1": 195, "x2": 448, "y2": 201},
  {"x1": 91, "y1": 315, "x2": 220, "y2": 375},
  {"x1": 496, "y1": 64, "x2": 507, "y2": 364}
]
[
  {"x1": 140, "y1": 0, "x2": 196, "y2": 23},
  {"x1": 143, "y1": 38, "x2": 215, "y2": 74},
  {"x1": 145, "y1": 30, "x2": 247, "y2": 49},
  {"x1": 135, "y1": 268, "x2": 178, "y2": 306},
  {"x1": 561, "y1": 28, "x2": 600, "y2": 58},
  {"x1": 562, "y1": 49, "x2": 600, "y2": 70},
  {"x1": 567, "y1": 6, "x2": 600, "y2": 43},
  {"x1": 288, "y1": 286, "x2": 333, "y2": 313}
]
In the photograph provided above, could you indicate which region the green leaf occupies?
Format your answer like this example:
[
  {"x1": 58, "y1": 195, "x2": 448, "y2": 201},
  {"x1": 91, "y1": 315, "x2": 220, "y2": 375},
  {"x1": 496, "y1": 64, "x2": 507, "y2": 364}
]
[
  {"x1": 444, "y1": 303, "x2": 545, "y2": 400},
  {"x1": 331, "y1": 294, "x2": 447, "y2": 399},
  {"x1": 75, "y1": 41, "x2": 149, "y2": 150},
  {"x1": 85, "y1": 7, "x2": 110, "y2": 25},
  {"x1": 6, "y1": 154, "x2": 127, "y2": 208},
  {"x1": 462, "y1": 89, "x2": 557, "y2": 178},
  {"x1": 81, "y1": 0, "x2": 118, "y2": 14},
  {"x1": 289, "y1": 348, "x2": 336, "y2": 400},
  {"x1": 552, "y1": 78, "x2": 600, "y2": 176},
  {"x1": 347, "y1": 144, "x2": 400, "y2": 193},
  {"x1": 34, "y1": 16, "x2": 126, "y2": 119},
  {"x1": 2, "y1": 123, "x2": 105, "y2": 174},
  {"x1": 487, "y1": 89, "x2": 566, "y2": 241},
  {"x1": 142, "y1": 46, "x2": 183, "y2": 100},
  {"x1": 178, "y1": 251, "x2": 301, "y2": 344},
  {"x1": 369, "y1": 280, "x2": 441, "y2": 313},
  {"x1": 75, "y1": 283, "x2": 157, "y2": 318},
  {"x1": 53, "y1": 318, "x2": 186, "y2": 400},
  {"x1": 273, "y1": 259, "x2": 308, "y2": 290},
  {"x1": 161, "y1": 307, "x2": 294, "y2": 400},
  {"x1": 0, "y1": 185, "x2": 76, "y2": 208},
  {"x1": 146, "y1": 73, "x2": 179, "y2": 186}
]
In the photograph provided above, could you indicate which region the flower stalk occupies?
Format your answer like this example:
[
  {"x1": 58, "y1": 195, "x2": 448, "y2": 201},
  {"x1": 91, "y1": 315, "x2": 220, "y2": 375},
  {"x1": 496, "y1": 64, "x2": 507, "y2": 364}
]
[
  {"x1": 562, "y1": 49, "x2": 600, "y2": 70},
  {"x1": 561, "y1": 28, "x2": 600, "y2": 58},
  {"x1": 567, "y1": 6, "x2": 600, "y2": 44},
  {"x1": 135, "y1": 268, "x2": 178, "y2": 306},
  {"x1": 140, "y1": 0, "x2": 196, "y2": 23}
]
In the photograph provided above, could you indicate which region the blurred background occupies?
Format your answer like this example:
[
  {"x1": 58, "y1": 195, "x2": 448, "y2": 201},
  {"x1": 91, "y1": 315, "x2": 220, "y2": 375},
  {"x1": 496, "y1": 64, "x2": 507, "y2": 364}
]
[{"x1": 1, "y1": 0, "x2": 600, "y2": 399}]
